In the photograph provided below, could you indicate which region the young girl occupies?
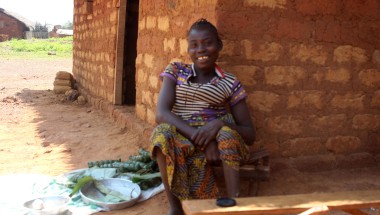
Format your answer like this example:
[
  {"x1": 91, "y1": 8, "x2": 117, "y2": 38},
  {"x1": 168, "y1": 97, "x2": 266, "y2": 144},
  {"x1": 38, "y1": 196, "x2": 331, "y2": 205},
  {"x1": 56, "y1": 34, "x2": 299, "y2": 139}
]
[{"x1": 150, "y1": 18, "x2": 256, "y2": 215}]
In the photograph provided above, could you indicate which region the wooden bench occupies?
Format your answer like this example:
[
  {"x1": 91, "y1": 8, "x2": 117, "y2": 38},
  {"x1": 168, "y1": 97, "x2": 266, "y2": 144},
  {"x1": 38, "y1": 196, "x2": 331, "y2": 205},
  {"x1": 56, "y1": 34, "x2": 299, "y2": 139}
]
[
  {"x1": 212, "y1": 148, "x2": 270, "y2": 196},
  {"x1": 182, "y1": 189, "x2": 380, "y2": 215}
]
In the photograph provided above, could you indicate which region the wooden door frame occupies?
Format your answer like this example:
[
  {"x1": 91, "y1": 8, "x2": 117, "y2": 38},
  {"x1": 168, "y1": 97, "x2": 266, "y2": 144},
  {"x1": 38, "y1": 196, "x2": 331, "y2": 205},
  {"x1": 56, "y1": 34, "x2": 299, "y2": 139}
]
[{"x1": 114, "y1": 0, "x2": 127, "y2": 105}]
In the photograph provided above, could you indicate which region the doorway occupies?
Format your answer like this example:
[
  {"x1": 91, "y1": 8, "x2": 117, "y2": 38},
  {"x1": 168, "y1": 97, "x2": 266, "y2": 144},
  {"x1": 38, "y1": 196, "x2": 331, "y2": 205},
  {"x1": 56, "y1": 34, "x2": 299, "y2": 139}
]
[{"x1": 122, "y1": 0, "x2": 139, "y2": 105}]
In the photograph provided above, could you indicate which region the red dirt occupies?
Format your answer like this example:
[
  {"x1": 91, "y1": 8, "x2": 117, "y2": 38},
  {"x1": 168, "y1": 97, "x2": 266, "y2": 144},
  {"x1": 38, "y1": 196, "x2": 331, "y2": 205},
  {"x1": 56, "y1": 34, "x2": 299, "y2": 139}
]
[{"x1": 0, "y1": 58, "x2": 379, "y2": 215}]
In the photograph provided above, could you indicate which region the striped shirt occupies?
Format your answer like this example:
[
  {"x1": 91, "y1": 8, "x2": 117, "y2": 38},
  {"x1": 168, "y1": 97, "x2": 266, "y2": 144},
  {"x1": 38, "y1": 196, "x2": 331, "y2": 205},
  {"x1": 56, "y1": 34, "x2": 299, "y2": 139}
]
[{"x1": 160, "y1": 62, "x2": 247, "y2": 126}]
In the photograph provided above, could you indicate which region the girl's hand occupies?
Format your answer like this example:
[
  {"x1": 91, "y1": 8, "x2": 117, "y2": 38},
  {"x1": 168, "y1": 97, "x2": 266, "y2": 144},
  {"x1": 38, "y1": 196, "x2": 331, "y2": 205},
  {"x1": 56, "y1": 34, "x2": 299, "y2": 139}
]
[
  {"x1": 204, "y1": 140, "x2": 220, "y2": 163},
  {"x1": 191, "y1": 119, "x2": 224, "y2": 150}
]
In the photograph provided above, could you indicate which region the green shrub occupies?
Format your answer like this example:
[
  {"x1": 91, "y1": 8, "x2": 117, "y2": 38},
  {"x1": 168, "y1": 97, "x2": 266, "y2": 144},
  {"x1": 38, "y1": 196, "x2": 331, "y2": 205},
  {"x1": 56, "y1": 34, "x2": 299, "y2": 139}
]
[{"x1": 0, "y1": 37, "x2": 73, "y2": 58}]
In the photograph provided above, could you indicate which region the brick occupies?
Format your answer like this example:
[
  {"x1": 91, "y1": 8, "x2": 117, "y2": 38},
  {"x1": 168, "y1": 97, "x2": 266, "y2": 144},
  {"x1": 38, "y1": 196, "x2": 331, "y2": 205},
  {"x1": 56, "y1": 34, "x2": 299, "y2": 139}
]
[
  {"x1": 105, "y1": 53, "x2": 110, "y2": 62},
  {"x1": 106, "y1": 93, "x2": 113, "y2": 104},
  {"x1": 53, "y1": 79, "x2": 72, "y2": 87},
  {"x1": 243, "y1": 0, "x2": 286, "y2": 9},
  {"x1": 111, "y1": 26, "x2": 117, "y2": 35},
  {"x1": 267, "y1": 116, "x2": 303, "y2": 135},
  {"x1": 282, "y1": 137, "x2": 324, "y2": 157},
  {"x1": 136, "y1": 68, "x2": 147, "y2": 83},
  {"x1": 163, "y1": 38, "x2": 176, "y2": 52},
  {"x1": 265, "y1": 66, "x2": 306, "y2": 87},
  {"x1": 149, "y1": 76, "x2": 159, "y2": 90},
  {"x1": 146, "y1": 16, "x2": 157, "y2": 29},
  {"x1": 179, "y1": 39, "x2": 188, "y2": 56},
  {"x1": 143, "y1": 54, "x2": 154, "y2": 68},
  {"x1": 311, "y1": 71, "x2": 324, "y2": 83},
  {"x1": 53, "y1": 85, "x2": 71, "y2": 94},
  {"x1": 136, "y1": 54, "x2": 143, "y2": 65},
  {"x1": 310, "y1": 114, "x2": 347, "y2": 132},
  {"x1": 95, "y1": 53, "x2": 101, "y2": 62},
  {"x1": 325, "y1": 68, "x2": 351, "y2": 83},
  {"x1": 331, "y1": 93, "x2": 364, "y2": 110},
  {"x1": 371, "y1": 90, "x2": 380, "y2": 107},
  {"x1": 153, "y1": 93, "x2": 159, "y2": 106},
  {"x1": 248, "y1": 91, "x2": 280, "y2": 112},
  {"x1": 146, "y1": 108, "x2": 156, "y2": 125},
  {"x1": 142, "y1": 90, "x2": 153, "y2": 106},
  {"x1": 358, "y1": 69, "x2": 380, "y2": 87},
  {"x1": 229, "y1": 65, "x2": 259, "y2": 87},
  {"x1": 353, "y1": 114, "x2": 380, "y2": 131},
  {"x1": 333, "y1": 45, "x2": 369, "y2": 64},
  {"x1": 109, "y1": 10, "x2": 117, "y2": 23},
  {"x1": 373, "y1": 50, "x2": 380, "y2": 68},
  {"x1": 275, "y1": 18, "x2": 313, "y2": 40},
  {"x1": 242, "y1": 40, "x2": 283, "y2": 62},
  {"x1": 220, "y1": 40, "x2": 235, "y2": 57},
  {"x1": 138, "y1": 18, "x2": 146, "y2": 30},
  {"x1": 157, "y1": 16, "x2": 170, "y2": 32},
  {"x1": 325, "y1": 136, "x2": 361, "y2": 154},
  {"x1": 287, "y1": 91, "x2": 324, "y2": 110},
  {"x1": 289, "y1": 44, "x2": 328, "y2": 65},
  {"x1": 56, "y1": 71, "x2": 73, "y2": 80}
]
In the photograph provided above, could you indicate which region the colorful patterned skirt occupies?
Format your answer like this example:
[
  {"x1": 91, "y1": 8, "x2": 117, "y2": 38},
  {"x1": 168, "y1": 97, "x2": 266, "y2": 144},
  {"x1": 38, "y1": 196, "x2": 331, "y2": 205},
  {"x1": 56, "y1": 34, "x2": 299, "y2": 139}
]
[{"x1": 150, "y1": 114, "x2": 249, "y2": 200}]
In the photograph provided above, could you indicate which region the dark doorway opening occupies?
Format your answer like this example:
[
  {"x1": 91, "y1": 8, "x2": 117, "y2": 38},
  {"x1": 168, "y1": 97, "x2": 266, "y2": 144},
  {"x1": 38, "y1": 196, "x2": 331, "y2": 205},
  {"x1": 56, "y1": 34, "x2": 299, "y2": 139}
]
[{"x1": 122, "y1": 0, "x2": 139, "y2": 105}]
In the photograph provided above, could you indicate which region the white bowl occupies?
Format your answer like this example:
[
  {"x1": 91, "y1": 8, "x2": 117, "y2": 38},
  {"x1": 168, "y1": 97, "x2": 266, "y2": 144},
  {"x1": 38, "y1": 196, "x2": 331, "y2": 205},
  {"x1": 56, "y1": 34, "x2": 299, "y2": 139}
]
[
  {"x1": 23, "y1": 195, "x2": 70, "y2": 215},
  {"x1": 80, "y1": 178, "x2": 141, "y2": 211}
]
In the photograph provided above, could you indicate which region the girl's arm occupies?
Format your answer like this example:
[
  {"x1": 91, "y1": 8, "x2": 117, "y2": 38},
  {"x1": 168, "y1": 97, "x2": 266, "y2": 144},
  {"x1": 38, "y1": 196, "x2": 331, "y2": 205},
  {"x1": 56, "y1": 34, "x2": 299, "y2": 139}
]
[
  {"x1": 227, "y1": 99, "x2": 256, "y2": 145},
  {"x1": 155, "y1": 77, "x2": 197, "y2": 139}
]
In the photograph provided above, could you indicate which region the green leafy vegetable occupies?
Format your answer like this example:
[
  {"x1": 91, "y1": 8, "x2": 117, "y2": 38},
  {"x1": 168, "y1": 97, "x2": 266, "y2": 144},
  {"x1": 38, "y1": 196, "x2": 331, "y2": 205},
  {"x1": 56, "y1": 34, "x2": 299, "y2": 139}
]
[{"x1": 69, "y1": 176, "x2": 94, "y2": 197}]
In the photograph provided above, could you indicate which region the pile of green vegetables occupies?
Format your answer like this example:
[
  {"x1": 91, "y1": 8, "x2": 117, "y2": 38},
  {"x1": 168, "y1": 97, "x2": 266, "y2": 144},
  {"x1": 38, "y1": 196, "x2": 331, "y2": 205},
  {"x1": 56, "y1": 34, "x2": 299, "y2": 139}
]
[
  {"x1": 87, "y1": 148, "x2": 161, "y2": 190},
  {"x1": 88, "y1": 148, "x2": 157, "y2": 174},
  {"x1": 69, "y1": 148, "x2": 162, "y2": 198}
]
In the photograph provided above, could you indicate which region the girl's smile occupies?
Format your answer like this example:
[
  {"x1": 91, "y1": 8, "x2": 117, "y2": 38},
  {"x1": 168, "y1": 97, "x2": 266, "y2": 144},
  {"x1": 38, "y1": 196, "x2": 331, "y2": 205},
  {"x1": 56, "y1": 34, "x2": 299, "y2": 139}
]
[{"x1": 187, "y1": 28, "x2": 221, "y2": 74}]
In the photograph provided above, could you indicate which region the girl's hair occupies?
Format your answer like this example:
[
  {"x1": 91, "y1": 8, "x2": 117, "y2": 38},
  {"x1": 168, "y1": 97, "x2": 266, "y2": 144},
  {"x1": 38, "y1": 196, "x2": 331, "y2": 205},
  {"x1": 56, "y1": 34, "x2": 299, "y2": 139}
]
[{"x1": 188, "y1": 18, "x2": 223, "y2": 48}]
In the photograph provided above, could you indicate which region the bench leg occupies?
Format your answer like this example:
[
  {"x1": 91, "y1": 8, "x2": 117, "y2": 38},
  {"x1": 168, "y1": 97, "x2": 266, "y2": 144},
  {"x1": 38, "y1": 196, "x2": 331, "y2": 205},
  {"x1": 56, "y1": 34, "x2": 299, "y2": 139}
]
[{"x1": 248, "y1": 179, "x2": 260, "y2": 196}]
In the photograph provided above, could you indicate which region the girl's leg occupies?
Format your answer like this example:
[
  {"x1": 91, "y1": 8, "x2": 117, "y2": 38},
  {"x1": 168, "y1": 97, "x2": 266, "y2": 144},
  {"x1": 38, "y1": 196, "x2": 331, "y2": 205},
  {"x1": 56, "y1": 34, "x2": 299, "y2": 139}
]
[
  {"x1": 216, "y1": 124, "x2": 248, "y2": 198},
  {"x1": 222, "y1": 162, "x2": 240, "y2": 197},
  {"x1": 154, "y1": 147, "x2": 184, "y2": 215}
]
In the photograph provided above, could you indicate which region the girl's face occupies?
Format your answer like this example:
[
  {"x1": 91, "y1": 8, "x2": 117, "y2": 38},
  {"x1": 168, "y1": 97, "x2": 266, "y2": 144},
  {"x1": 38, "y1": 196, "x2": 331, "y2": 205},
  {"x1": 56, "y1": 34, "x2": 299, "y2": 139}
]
[{"x1": 187, "y1": 28, "x2": 221, "y2": 73}]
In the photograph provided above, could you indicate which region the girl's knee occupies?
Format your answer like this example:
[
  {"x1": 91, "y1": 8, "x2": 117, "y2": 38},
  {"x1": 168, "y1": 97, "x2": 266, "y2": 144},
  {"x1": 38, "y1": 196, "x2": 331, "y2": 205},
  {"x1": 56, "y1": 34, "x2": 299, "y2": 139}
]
[
  {"x1": 216, "y1": 126, "x2": 240, "y2": 146},
  {"x1": 151, "y1": 123, "x2": 177, "y2": 137},
  {"x1": 156, "y1": 123, "x2": 175, "y2": 132}
]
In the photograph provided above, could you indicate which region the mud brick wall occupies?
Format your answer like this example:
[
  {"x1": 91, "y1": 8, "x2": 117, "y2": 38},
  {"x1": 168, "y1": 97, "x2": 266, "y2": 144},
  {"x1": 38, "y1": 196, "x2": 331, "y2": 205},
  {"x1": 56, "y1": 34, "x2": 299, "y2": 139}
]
[
  {"x1": 72, "y1": 0, "x2": 119, "y2": 102},
  {"x1": 0, "y1": 12, "x2": 27, "y2": 39},
  {"x1": 136, "y1": 0, "x2": 380, "y2": 172},
  {"x1": 73, "y1": 0, "x2": 380, "y2": 172},
  {"x1": 221, "y1": 0, "x2": 380, "y2": 171}
]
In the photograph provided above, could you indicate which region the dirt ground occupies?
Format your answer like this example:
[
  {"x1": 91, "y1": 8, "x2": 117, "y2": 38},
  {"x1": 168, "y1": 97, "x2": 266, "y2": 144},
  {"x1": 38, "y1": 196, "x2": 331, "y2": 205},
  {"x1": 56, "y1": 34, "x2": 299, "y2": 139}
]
[{"x1": 0, "y1": 58, "x2": 379, "y2": 215}]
